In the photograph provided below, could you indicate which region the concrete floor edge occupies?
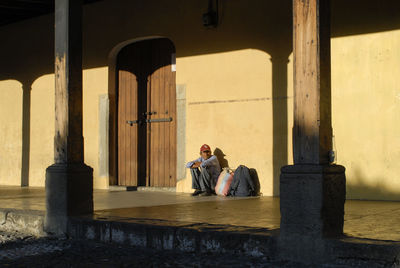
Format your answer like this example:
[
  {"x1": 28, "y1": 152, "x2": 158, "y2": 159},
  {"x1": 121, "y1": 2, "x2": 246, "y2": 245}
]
[
  {"x1": 67, "y1": 216, "x2": 279, "y2": 258},
  {"x1": 66, "y1": 215, "x2": 400, "y2": 266},
  {"x1": 1, "y1": 207, "x2": 400, "y2": 266}
]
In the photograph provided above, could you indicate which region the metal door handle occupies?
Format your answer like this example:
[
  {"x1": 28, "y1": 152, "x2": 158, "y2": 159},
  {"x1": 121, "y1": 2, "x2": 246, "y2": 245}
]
[
  {"x1": 126, "y1": 120, "x2": 140, "y2": 126},
  {"x1": 127, "y1": 117, "x2": 172, "y2": 125},
  {"x1": 146, "y1": 117, "x2": 173, "y2": 123},
  {"x1": 126, "y1": 120, "x2": 146, "y2": 126}
]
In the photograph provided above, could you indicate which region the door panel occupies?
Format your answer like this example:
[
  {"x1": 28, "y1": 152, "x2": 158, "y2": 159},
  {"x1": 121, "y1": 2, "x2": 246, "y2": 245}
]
[
  {"x1": 117, "y1": 38, "x2": 176, "y2": 187},
  {"x1": 117, "y1": 49, "x2": 139, "y2": 186},
  {"x1": 148, "y1": 40, "x2": 177, "y2": 187}
]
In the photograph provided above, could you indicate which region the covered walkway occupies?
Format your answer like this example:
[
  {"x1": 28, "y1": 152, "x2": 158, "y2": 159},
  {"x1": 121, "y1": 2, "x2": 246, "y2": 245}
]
[{"x1": 1, "y1": 186, "x2": 400, "y2": 242}]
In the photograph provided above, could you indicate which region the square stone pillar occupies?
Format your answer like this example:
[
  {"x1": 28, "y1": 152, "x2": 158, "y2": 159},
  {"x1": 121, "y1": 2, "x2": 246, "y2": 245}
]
[
  {"x1": 45, "y1": 0, "x2": 93, "y2": 235},
  {"x1": 279, "y1": 0, "x2": 346, "y2": 263},
  {"x1": 280, "y1": 165, "x2": 345, "y2": 262}
]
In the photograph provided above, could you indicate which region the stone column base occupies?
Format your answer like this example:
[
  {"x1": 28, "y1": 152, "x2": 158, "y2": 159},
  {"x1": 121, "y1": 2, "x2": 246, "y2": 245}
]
[
  {"x1": 45, "y1": 163, "x2": 93, "y2": 235},
  {"x1": 278, "y1": 164, "x2": 346, "y2": 263}
]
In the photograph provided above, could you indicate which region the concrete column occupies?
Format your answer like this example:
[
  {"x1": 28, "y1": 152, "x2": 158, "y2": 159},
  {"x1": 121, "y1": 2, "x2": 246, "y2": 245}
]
[
  {"x1": 45, "y1": 0, "x2": 93, "y2": 235},
  {"x1": 21, "y1": 84, "x2": 31, "y2": 187},
  {"x1": 279, "y1": 0, "x2": 346, "y2": 263},
  {"x1": 271, "y1": 56, "x2": 289, "y2": 196}
]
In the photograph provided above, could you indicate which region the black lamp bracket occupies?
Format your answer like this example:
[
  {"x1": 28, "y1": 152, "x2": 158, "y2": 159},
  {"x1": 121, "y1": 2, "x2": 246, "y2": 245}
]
[{"x1": 203, "y1": 0, "x2": 219, "y2": 28}]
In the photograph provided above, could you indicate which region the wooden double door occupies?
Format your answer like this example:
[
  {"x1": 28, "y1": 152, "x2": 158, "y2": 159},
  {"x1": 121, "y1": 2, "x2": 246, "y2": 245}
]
[{"x1": 117, "y1": 38, "x2": 176, "y2": 187}]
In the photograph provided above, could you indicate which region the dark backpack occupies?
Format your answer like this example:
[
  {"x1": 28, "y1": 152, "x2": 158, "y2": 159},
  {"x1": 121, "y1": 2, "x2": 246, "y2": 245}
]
[{"x1": 229, "y1": 165, "x2": 256, "y2": 197}]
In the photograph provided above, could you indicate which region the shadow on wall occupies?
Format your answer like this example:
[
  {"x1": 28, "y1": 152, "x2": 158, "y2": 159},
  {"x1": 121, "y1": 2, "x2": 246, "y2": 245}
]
[
  {"x1": 2, "y1": 0, "x2": 400, "y2": 80},
  {"x1": 213, "y1": 147, "x2": 229, "y2": 169},
  {"x1": 347, "y1": 167, "x2": 400, "y2": 201}
]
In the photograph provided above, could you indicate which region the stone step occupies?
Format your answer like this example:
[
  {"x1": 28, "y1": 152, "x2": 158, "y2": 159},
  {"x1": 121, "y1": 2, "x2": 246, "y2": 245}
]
[
  {"x1": 0, "y1": 209, "x2": 45, "y2": 236},
  {"x1": 68, "y1": 216, "x2": 278, "y2": 257},
  {"x1": 1, "y1": 208, "x2": 400, "y2": 266}
]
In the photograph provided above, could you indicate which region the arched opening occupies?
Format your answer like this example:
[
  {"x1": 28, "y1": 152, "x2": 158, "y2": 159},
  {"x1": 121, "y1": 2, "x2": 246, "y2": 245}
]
[{"x1": 109, "y1": 37, "x2": 177, "y2": 187}]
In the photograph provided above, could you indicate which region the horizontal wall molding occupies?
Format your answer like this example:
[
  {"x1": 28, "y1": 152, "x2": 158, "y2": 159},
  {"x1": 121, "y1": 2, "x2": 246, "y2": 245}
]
[{"x1": 188, "y1": 96, "x2": 292, "y2": 106}]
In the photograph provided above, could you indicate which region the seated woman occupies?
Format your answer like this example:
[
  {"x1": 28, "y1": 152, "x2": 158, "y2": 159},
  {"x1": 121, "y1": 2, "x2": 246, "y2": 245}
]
[{"x1": 186, "y1": 144, "x2": 221, "y2": 196}]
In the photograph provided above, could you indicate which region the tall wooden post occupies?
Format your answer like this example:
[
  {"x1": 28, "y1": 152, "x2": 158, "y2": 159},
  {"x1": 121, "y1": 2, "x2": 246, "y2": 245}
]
[
  {"x1": 45, "y1": 0, "x2": 93, "y2": 235},
  {"x1": 279, "y1": 0, "x2": 346, "y2": 263},
  {"x1": 292, "y1": 0, "x2": 332, "y2": 165},
  {"x1": 53, "y1": 0, "x2": 84, "y2": 165}
]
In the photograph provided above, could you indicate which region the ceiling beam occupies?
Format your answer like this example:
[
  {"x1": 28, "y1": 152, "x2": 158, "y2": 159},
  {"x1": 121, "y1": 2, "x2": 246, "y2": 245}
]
[{"x1": 0, "y1": 0, "x2": 101, "y2": 27}]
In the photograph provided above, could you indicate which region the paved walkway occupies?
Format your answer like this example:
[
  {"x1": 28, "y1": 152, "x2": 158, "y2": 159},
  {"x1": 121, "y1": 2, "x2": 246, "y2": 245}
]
[{"x1": 1, "y1": 186, "x2": 400, "y2": 241}]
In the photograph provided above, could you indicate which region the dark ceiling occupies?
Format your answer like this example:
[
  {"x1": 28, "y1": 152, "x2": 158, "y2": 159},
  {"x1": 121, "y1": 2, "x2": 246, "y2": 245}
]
[{"x1": 0, "y1": 0, "x2": 101, "y2": 27}]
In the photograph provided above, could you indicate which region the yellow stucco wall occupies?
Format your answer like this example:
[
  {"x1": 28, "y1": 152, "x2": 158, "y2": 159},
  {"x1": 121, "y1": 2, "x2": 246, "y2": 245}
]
[
  {"x1": 26, "y1": 68, "x2": 109, "y2": 188},
  {"x1": 0, "y1": 80, "x2": 23, "y2": 186},
  {"x1": 332, "y1": 29, "x2": 400, "y2": 200},
  {"x1": 0, "y1": 1, "x2": 399, "y2": 201},
  {"x1": 83, "y1": 67, "x2": 109, "y2": 189},
  {"x1": 29, "y1": 75, "x2": 54, "y2": 186},
  {"x1": 176, "y1": 49, "x2": 275, "y2": 195}
]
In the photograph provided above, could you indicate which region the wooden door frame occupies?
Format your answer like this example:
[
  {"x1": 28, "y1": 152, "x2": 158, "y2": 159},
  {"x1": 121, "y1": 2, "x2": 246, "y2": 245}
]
[{"x1": 107, "y1": 36, "x2": 176, "y2": 186}]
